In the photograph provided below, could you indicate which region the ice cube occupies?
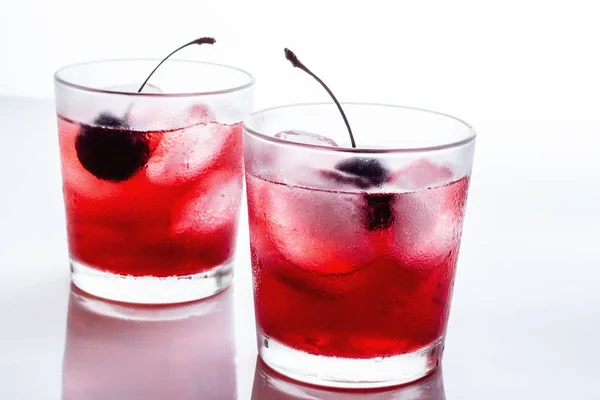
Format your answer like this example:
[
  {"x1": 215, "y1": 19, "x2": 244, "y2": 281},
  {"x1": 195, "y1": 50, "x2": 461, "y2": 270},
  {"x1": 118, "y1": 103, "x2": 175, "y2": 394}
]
[
  {"x1": 248, "y1": 132, "x2": 337, "y2": 190},
  {"x1": 125, "y1": 102, "x2": 167, "y2": 132},
  {"x1": 186, "y1": 104, "x2": 216, "y2": 125},
  {"x1": 171, "y1": 171, "x2": 242, "y2": 237},
  {"x1": 248, "y1": 174, "x2": 376, "y2": 275},
  {"x1": 127, "y1": 102, "x2": 214, "y2": 133},
  {"x1": 146, "y1": 122, "x2": 240, "y2": 186},
  {"x1": 387, "y1": 177, "x2": 469, "y2": 269},
  {"x1": 390, "y1": 160, "x2": 454, "y2": 191},
  {"x1": 275, "y1": 130, "x2": 338, "y2": 147}
]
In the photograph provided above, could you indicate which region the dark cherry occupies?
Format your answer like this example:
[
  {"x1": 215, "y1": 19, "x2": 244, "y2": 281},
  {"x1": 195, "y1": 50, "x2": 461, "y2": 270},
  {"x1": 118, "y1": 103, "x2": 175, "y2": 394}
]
[
  {"x1": 75, "y1": 37, "x2": 216, "y2": 182},
  {"x1": 335, "y1": 157, "x2": 394, "y2": 230},
  {"x1": 284, "y1": 48, "x2": 394, "y2": 231},
  {"x1": 365, "y1": 194, "x2": 395, "y2": 231},
  {"x1": 76, "y1": 113, "x2": 150, "y2": 182},
  {"x1": 335, "y1": 157, "x2": 389, "y2": 188},
  {"x1": 333, "y1": 158, "x2": 394, "y2": 229},
  {"x1": 93, "y1": 113, "x2": 125, "y2": 128}
]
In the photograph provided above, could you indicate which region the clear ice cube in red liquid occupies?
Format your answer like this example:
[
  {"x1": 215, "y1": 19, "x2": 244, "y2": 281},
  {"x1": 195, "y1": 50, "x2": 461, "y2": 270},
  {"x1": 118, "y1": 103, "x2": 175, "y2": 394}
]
[
  {"x1": 57, "y1": 106, "x2": 243, "y2": 277},
  {"x1": 390, "y1": 159, "x2": 454, "y2": 191},
  {"x1": 247, "y1": 163, "x2": 470, "y2": 359}
]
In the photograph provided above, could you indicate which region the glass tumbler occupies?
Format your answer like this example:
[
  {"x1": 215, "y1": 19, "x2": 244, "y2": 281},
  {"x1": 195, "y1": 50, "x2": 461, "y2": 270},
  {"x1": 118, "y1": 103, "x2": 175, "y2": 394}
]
[
  {"x1": 243, "y1": 102, "x2": 475, "y2": 388},
  {"x1": 55, "y1": 59, "x2": 254, "y2": 304}
]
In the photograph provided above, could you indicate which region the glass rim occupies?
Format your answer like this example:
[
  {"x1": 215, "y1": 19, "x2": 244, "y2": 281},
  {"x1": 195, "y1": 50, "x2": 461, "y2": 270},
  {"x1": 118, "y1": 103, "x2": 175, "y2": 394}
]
[
  {"x1": 243, "y1": 102, "x2": 477, "y2": 154},
  {"x1": 54, "y1": 58, "x2": 255, "y2": 98}
]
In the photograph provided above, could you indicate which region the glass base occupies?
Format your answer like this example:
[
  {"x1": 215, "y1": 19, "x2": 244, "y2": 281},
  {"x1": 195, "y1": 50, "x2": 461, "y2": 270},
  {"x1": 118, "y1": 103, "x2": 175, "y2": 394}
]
[
  {"x1": 69, "y1": 283, "x2": 229, "y2": 322},
  {"x1": 258, "y1": 331, "x2": 443, "y2": 389},
  {"x1": 70, "y1": 258, "x2": 233, "y2": 304}
]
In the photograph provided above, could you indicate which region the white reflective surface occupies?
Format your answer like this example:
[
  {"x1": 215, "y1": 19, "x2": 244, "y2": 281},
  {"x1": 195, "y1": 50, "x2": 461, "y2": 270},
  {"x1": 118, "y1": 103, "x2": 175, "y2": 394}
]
[{"x1": 0, "y1": 97, "x2": 598, "y2": 399}]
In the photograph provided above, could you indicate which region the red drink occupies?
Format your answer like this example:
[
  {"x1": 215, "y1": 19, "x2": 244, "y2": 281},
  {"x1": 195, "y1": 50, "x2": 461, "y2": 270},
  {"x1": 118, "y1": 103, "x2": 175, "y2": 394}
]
[
  {"x1": 243, "y1": 69, "x2": 473, "y2": 385},
  {"x1": 248, "y1": 171, "x2": 469, "y2": 358},
  {"x1": 58, "y1": 113, "x2": 243, "y2": 277},
  {"x1": 55, "y1": 56, "x2": 254, "y2": 304}
]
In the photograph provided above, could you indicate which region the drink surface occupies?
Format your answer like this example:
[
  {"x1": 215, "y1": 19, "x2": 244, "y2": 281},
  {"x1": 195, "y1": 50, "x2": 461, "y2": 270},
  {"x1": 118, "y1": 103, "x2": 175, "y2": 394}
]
[
  {"x1": 247, "y1": 169, "x2": 469, "y2": 358},
  {"x1": 57, "y1": 110, "x2": 243, "y2": 277}
]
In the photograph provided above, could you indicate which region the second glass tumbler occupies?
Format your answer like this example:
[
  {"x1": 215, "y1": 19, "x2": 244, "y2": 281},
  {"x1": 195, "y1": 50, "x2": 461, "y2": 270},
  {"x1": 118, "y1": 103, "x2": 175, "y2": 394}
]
[{"x1": 243, "y1": 102, "x2": 475, "y2": 388}]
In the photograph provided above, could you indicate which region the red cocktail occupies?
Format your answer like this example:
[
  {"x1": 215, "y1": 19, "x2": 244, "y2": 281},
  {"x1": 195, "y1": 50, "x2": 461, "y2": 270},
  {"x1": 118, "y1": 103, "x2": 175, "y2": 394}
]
[
  {"x1": 55, "y1": 48, "x2": 254, "y2": 304},
  {"x1": 244, "y1": 99, "x2": 475, "y2": 386},
  {"x1": 248, "y1": 173, "x2": 469, "y2": 359},
  {"x1": 58, "y1": 114, "x2": 242, "y2": 278}
]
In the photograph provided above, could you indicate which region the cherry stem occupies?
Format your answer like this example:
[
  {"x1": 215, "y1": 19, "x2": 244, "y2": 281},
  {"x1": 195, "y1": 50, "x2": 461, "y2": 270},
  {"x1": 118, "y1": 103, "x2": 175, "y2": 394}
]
[
  {"x1": 284, "y1": 48, "x2": 356, "y2": 148},
  {"x1": 138, "y1": 37, "x2": 216, "y2": 93}
]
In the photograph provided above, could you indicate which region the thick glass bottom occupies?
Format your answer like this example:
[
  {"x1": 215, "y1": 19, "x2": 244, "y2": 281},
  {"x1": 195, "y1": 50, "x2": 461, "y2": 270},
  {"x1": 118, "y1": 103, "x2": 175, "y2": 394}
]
[
  {"x1": 258, "y1": 330, "x2": 444, "y2": 389},
  {"x1": 70, "y1": 258, "x2": 233, "y2": 304}
]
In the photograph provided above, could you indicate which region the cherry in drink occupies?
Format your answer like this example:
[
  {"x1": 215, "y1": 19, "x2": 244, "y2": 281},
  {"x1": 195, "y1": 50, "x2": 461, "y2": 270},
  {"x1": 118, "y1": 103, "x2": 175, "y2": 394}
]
[
  {"x1": 243, "y1": 49, "x2": 475, "y2": 388},
  {"x1": 54, "y1": 38, "x2": 254, "y2": 304}
]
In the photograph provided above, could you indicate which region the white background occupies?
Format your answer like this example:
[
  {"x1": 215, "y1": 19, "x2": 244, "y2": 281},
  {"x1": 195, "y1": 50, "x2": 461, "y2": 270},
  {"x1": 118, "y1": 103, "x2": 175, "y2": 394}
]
[
  {"x1": 1, "y1": 1, "x2": 600, "y2": 398},
  {"x1": 0, "y1": 0, "x2": 598, "y2": 118},
  {"x1": 2, "y1": 0, "x2": 600, "y2": 162}
]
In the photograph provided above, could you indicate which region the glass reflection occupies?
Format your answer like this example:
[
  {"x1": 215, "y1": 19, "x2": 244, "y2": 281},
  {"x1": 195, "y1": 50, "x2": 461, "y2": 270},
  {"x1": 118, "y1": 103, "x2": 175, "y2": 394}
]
[
  {"x1": 62, "y1": 285, "x2": 236, "y2": 400},
  {"x1": 251, "y1": 357, "x2": 445, "y2": 400}
]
